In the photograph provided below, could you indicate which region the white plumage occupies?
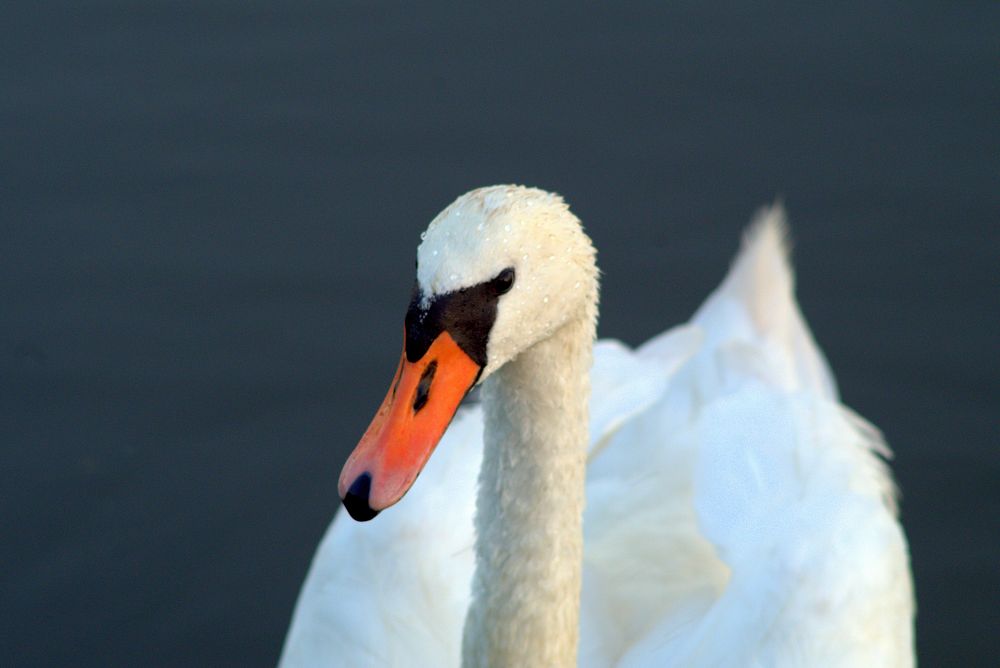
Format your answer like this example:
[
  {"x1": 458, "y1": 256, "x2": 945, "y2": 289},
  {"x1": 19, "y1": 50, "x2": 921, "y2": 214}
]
[{"x1": 280, "y1": 190, "x2": 914, "y2": 667}]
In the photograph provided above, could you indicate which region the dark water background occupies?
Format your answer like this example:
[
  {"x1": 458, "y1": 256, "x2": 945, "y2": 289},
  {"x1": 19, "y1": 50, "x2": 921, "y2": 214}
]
[{"x1": 2, "y1": 2, "x2": 997, "y2": 665}]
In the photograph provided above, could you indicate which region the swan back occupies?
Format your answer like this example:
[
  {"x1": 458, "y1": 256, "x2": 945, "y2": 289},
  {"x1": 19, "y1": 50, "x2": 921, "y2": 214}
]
[
  {"x1": 690, "y1": 205, "x2": 837, "y2": 399},
  {"x1": 583, "y1": 205, "x2": 914, "y2": 666}
]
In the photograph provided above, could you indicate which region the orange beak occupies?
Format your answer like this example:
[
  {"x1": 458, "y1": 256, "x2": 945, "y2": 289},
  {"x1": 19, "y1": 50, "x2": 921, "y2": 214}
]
[{"x1": 338, "y1": 329, "x2": 481, "y2": 520}]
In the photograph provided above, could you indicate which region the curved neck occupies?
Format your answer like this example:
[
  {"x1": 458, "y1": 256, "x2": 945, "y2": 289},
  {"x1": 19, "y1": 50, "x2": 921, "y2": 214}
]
[{"x1": 462, "y1": 312, "x2": 595, "y2": 668}]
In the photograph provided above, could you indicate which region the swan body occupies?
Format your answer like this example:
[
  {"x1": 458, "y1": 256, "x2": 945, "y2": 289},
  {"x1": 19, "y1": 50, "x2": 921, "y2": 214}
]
[{"x1": 280, "y1": 186, "x2": 915, "y2": 666}]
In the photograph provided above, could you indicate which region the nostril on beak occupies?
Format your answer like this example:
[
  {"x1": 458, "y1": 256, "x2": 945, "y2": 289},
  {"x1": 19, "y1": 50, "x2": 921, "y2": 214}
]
[
  {"x1": 413, "y1": 360, "x2": 437, "y2": 413},
  {"x1": 342, "y1": 472, "x2": 379, "y2": 522}
]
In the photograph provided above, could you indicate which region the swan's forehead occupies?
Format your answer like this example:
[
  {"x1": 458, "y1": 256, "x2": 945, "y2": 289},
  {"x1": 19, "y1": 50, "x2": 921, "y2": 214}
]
[{"x1": 415, "y1": 186, "x2": 573, "y2": 297}]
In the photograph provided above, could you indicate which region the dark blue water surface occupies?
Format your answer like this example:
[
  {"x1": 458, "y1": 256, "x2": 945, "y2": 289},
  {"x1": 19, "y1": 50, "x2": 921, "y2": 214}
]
[{"x1": 2, "y1": 3, "x2": 997, "y2": 665}]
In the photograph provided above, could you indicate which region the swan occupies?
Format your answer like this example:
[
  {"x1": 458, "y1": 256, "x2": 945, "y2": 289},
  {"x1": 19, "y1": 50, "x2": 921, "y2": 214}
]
[{"x1": 279, "y1": 186, "x2": 915, "y2": 667}]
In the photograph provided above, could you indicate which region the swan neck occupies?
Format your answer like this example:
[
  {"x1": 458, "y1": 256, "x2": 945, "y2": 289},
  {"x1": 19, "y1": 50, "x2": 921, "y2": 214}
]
[{"x1": 462, "y1": 312, "x2": 594, "y2": 668}]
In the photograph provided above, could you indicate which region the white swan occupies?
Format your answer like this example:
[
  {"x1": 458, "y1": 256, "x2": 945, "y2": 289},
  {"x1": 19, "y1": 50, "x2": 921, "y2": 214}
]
[{"x1": 279, "y1": 186, "x2": 915, "y2": 667}]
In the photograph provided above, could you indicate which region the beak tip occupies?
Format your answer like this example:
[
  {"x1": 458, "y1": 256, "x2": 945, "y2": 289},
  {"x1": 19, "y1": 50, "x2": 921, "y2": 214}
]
[{"x1": 341, "y1": 472, "x2": 380, "y2": 522}]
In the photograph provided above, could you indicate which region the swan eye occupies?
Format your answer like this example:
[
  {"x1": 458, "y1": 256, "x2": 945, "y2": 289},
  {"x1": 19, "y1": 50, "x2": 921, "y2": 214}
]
[{"x1": 493, "y1": 267, "x2": 515, "y2": 295}]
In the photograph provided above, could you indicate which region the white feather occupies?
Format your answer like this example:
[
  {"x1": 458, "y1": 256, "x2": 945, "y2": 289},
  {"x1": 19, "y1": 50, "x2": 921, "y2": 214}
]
[{"x1": 280, "y1": 194, "x2": 914, "y2": 667}]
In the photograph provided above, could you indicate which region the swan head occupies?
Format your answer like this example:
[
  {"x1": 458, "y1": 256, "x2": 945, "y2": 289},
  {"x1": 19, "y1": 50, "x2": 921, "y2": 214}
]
[
  {"x1": 415, "y1": 185, "x2": 599, "y2": 378},
  {"x1": 339, "y1": 185, "x2": 598, "y2": 521}
]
